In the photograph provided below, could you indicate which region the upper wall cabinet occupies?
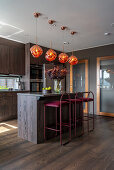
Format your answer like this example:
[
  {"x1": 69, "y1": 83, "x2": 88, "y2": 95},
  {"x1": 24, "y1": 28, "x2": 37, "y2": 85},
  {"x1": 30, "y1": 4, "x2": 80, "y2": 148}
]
[
  {"x1": 0, "y1": 45, "x2": 9, "y2": 74},
  {"x1": 0, "y1": 38, "x2": 25, "y2": 75},
  {"x1": 9, "y1": 47, "x2": 25, "y2": 75}
]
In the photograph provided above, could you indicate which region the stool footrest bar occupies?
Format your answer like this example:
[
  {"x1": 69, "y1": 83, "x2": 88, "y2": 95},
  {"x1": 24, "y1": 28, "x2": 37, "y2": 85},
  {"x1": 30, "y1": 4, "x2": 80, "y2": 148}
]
[
  {"x1": 57, "y1": 122, "x2": 71, "y2": 127},
  {"x1": 45, "y1": 127, "x2": 60, "y2": 132}
]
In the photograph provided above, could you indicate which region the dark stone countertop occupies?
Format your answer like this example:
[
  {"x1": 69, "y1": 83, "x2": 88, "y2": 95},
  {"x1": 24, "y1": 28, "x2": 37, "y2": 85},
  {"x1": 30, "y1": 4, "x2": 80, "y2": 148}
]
[
  {"x1": 17, "y1": 92, "x2": 66, "y2": 97},
  {"x1": 0, "y1": 90, "x2": 29, "y2": 93}
]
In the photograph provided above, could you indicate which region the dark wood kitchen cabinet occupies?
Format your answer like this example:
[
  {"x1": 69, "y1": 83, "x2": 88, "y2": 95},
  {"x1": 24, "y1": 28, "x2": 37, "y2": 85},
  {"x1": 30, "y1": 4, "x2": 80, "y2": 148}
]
[
  {"x1": 0, "y1": 91, "x2": 29, "y2": 122},
  {"x1": 0, "y1": 93, "x2": 17, "y2": 122},
  {"x1": 0, "y1": 45, "x2": 9, "y2": 74},
  {"x1": 0, "y1": 95, "x2": 4, "y2": 121},
  {"x1": 3, "y1": 94, "x2": 13, "y2": 120},
  {"x1": 9, "y1": 47, "x2": 25, "y2": 75},
  {"x1": 0, "y1": 37, "x2": 25, "y2": 75},
  {"x1": 12, "y1": 93, "x2": 17, "y2": 117}
]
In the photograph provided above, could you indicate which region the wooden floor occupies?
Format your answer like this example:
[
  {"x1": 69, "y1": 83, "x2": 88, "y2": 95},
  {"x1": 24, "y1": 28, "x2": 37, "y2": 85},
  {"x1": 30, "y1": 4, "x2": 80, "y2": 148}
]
[{"x1": 0, "y1": 116, "x2": 114, "y2": 170}]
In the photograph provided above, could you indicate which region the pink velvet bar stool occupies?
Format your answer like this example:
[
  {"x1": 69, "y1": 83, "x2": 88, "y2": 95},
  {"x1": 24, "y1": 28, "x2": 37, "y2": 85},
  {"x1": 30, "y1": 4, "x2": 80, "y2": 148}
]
[
  {"x1": 66, "y1": 93, "x2": 83, "y2": 137},
  {"x1": 44, "y1": 94, "x2": 71, "y2": 145},
  {"x1": 77, "y1": 91, "x2": 94, "y2": 133}
]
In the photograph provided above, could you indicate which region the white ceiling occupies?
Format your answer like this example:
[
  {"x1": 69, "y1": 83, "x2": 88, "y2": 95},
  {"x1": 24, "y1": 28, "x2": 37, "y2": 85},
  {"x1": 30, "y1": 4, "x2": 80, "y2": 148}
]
[{"x1": 0, "y1": 0, "x2": 114, "y2": 52}]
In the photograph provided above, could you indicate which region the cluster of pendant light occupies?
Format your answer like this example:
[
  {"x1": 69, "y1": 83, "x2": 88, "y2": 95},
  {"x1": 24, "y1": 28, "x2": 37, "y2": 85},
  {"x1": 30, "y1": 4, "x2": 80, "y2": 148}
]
[{"x1": 30, "y1": 12, "x2": 78, "y2": 65}]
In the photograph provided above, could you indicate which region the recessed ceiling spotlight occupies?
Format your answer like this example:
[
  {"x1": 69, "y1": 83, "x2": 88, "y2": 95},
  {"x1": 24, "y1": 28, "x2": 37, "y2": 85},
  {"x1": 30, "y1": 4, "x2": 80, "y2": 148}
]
[
  {"x1": 64, "y1": 42, "x2": 69, "y2": 44},
  {"x1": 111, "y1": 23, "x2": 114, "y2": 27},
  {"x1": 104, "y1": 32, "x2": 111, "y2": 36}
]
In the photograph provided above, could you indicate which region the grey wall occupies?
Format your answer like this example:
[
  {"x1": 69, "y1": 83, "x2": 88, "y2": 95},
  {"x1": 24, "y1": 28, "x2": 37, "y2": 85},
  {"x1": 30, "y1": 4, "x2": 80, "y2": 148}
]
[{"x1": 66, "y1": 44, "x2": 114, "y2": 114}]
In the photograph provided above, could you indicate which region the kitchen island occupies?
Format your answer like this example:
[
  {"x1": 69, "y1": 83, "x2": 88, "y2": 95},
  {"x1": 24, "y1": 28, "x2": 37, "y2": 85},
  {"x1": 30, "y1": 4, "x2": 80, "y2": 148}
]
[{"x1": 17, "y1": 93, "x2": 83, "y2": 144}]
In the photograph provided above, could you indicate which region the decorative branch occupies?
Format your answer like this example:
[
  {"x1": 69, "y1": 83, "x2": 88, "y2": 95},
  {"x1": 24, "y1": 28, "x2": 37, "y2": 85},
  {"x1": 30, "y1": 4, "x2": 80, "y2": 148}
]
[{"x1": 46, "y1": 65, "x2": 67, "y2": 80}]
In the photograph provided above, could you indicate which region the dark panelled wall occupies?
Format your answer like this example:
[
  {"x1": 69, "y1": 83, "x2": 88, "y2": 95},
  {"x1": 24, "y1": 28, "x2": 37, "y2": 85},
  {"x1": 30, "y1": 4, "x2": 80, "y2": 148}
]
[{"x1": 66, "y1": 44, "x2": 114, "y2": 114}]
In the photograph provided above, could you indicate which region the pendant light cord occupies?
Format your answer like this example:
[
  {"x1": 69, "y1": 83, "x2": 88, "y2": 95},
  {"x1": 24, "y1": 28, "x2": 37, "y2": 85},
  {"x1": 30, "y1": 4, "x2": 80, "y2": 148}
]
[
  {"x1": 36, "y1": 17, "x2": 37, "y2": 44},
  {"x1": 50, "y1": 40, "x2": 52, "y2": 49},
  {"x1": 63, "y1": 45, "x2": 64, "y2": 53},
  {"x1": 62, "y1": 27, "x2": 65, "y2": 52},
  {"x1": 71, "y1": 34, "x2": 74, "y2": 56},
  {"x1": 49, "y1": 24, "x2": 53, "y2": 49}
]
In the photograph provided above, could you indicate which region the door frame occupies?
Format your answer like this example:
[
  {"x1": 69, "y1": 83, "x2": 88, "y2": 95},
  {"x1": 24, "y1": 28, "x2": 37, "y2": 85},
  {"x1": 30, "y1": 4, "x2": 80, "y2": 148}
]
[
  {"x1": 96, "y1": 56, "x2": 114, "y2": 117},
  {"x1": 70, "y1": 59, "x2": 88, "y2": 113}
]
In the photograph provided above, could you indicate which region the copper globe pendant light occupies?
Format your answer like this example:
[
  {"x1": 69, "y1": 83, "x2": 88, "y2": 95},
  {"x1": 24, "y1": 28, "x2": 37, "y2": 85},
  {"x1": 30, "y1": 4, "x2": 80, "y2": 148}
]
[
  {"x1": 58, "y1": 52, "x2": 69, "y2": 63},
  {"x1": 58, "y1": 45, "x2": 69, "y2": 63},
  {"x1": 68, "y1": 31, "x2": 78, "y2": 65},
  {"x1": 30, "y1": 12, "x2": 43, "y2": 58},
  {"x1": 68, "y1": 54, "x2": 78, "y2": 65},
  {"x1": 45, "y1": 20, "x2": 57, "y2": 62},
  {"x1": 58, "y1": 26, "x2": 69, "y2": 63}
]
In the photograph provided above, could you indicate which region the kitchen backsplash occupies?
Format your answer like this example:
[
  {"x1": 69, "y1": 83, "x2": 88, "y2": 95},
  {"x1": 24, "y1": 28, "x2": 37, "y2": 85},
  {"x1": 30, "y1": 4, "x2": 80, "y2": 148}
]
[{"x1": 0, "y1": 76, "x2": 20, "y2": 90}]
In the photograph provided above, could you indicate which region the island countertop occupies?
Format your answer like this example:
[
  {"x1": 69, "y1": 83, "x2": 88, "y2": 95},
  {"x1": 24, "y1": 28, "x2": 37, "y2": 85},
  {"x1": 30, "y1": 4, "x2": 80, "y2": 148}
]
[{"x1": 17, "y1": 92, "x2": 71, "y2": 97}]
